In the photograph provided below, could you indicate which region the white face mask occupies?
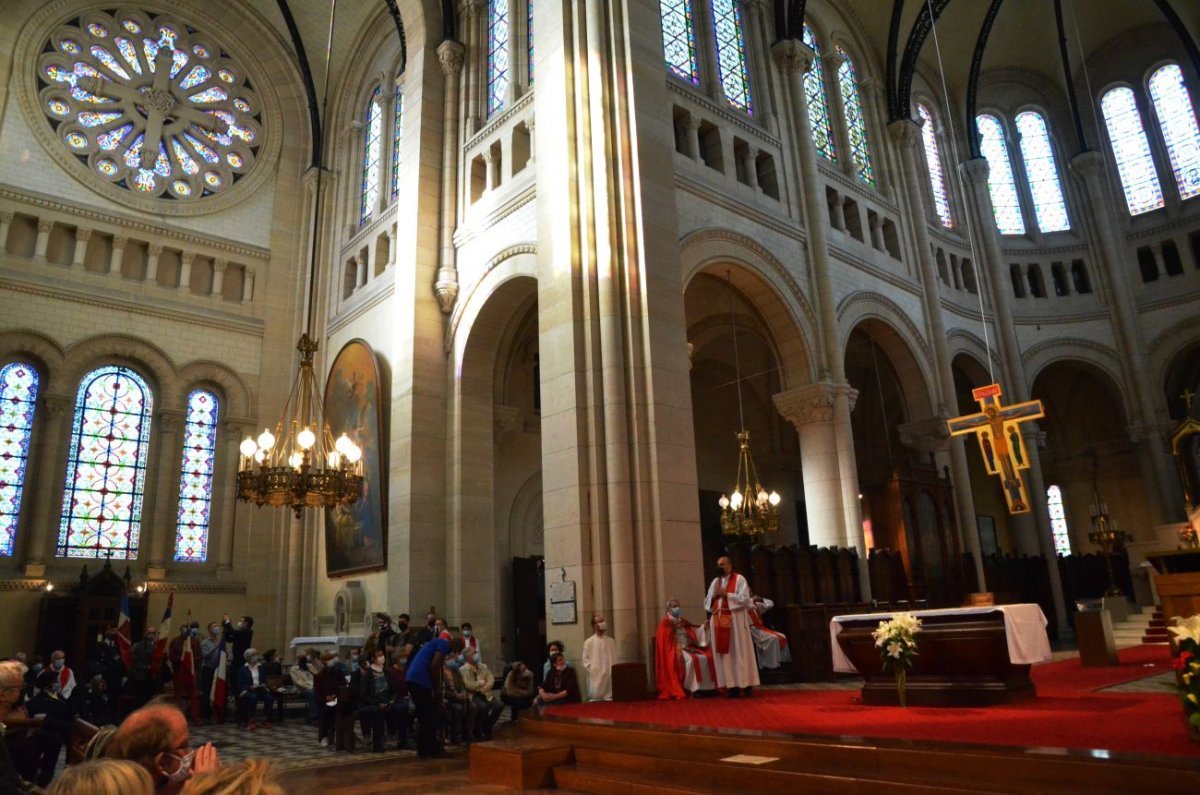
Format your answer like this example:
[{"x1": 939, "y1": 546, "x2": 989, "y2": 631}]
[
  {"x1": 597, "y1": 622, "x2": 608, "y2": 632},
  {"x1": 669, "y1": 607, "x2": 681, "y2": 618},
  {"x1": 162, "y1": 750, "x2": 194, "y2": 784}
]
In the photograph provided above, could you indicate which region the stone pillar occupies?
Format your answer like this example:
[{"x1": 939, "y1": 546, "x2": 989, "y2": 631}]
[
  {"x1": 1150, "y1": 244, "x2": 1166, "y2": 280},
  {"x1": 145, "y1": 244, "x2": 162, "y2": 283},
  {"x1": 355, "y1": 253, "x2": 367, "y2": 288},
  {"x1": 177, "y1": 251, "x2": 193, "y2": 291},
  {"x1": 146, "y1": 410, "x2": 184, "y2": 578},
  {"x1": 34, "y1": 219, "x2": 52, "y2": 260},
  {"x1": 743, "y1": 0, "x2": 775, "y2": 131},
  {"x1": 242, "y1": 268, "x2": 255, "y2": 303},
  {"x1": 505, "y1": 0, "x2": 520, "y2": 105},
  {"x1": 0, "y1": 211, "x2": 12, "y2": 253},
  {"x1": 869, "y1": 213, "x2": 885, "y2": 252},
  {"x1": 211, "y1": 258, "x2": 227, "y2": 297},
  {"x1": 466, "y1": 0, "x2": 483, "y2": 133},
  {"x1": 20, "y1": 393, "x2": 71, "y2": 575},
  {"x1": 484, "y1": 149, "x2": 497, "y2": 192},
  {"x1": 685, "y1": 117, "x2": 702, "y2": 162},
  {"x1": 72, "y1": 227, "x2": 91, "y2": 270},
  {"x1": 109, "y1": 236, "x2": 126, "y2": 275},
  {"x1": 1072, "y1": 151, "x2": 1178, "y2": 521},
  {"x1": 742, "y1": 146, "x2": 760, "y2": 191},
  {"x1": 215, "y1": 421, "x2": 245, "y2": 576},
  {"x1": 436, "y1": 40, "x2": 465, "y2": 314},
  {"x1": 823, "y1": 49, "x2": 854, "y2": 177},
  {"x1": 384, "y1": 226, "x2": 396, "y2": 270},
  {"x1": 526, "y1": 116, "x2": 536, "y2": 164},
  {"x1": 829, "y1": 193, "x2": 846, "y2": 231}
]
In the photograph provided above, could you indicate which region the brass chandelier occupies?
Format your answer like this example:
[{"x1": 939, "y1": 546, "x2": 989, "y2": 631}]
[
  {"x1": 236, "y1": 0, "x2": 363, "y2": 518},
  {"x1": 717, "y1": 272, "x2": 780, "y2": 538}
]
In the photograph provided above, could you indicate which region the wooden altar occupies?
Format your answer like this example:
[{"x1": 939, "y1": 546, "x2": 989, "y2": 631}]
[{"x1": 1147, "y1": 550, "x2": 1200, "y2": 623}]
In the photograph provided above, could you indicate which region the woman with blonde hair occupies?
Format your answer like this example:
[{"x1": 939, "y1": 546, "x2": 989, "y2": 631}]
[
  {"x1": 46, "y1": 758, "x2": 154, "y2": 795},
  {"x1": 186, "y1": 758, "x2": 285, "y2": 795}
]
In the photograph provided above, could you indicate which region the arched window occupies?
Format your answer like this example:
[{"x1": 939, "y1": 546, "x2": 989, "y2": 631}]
[
  {"x1": 359, "y1": 88, "x2": 383, "y2": 225},
  {"x1": 174, "y1": 389, "x2": 218, "y2": 563},
  {"x1": 527, "y1": 0, "x2": 535, "y2": 86},
  {"x1": 917, "y1": 104, "x2": 952, "y2": 227},
  {"x1": 710, "y1": 0, "x2": 753, "y2": 114},
  {"x1": 58, "y1": 366, "x2": 153, "y2": 559},
  {"x1": 390, "y1": 88, "x2": 404, "y2": 201},
  {"x1": 1047, "y1": 485, "x2": 1071, "y2": 556},
  {"x1": 837, "y1": 50, "x2": 873, "y2": 184},
  {"x1": 802, "y1": 25, "x2": 836, "y2": 161},
  {"x1": 1101, "y1": 86, "x2": 1164, "y2": 215},
  {"x1": 1015, "y1": 111, "x2": 1070, "y2": 232},
  {"x1": 659, "y1": 0, "x2": 699, "y2": 85},
  {"x1": 487, "y1": 0, "x2": 510, "y2": 117},
  {"x1": 1148, "y1": 64, "x2": 1200, "y2": 202},
  {"x1": 976, "y1": 114, "x2": 1025, "y2": 234},
  {"x1": 0, "y1": 362, "x2": 40, "y2": 557}
]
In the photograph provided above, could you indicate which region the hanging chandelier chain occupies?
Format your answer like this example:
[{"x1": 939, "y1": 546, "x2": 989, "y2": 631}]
[{"x1": 727, "y1": 270, "x2": 747, "y2": 433}]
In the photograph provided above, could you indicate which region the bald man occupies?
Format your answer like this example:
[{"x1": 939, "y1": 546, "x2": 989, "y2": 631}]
[{"x1": 106, "y1": 701, "x2": 220, "y2": 794}]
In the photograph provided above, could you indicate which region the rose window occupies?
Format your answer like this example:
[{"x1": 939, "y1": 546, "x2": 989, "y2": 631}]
[{"x1": 36, "y1": 8, "x2": 262, "y2": 201}]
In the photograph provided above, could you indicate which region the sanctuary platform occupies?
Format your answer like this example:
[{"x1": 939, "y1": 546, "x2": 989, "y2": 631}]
[{"x1": 470, "y1": 645, "x2": 1199, "y2": 793}]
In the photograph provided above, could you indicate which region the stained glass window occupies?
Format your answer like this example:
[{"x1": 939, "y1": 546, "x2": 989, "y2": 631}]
[
  {"x1": 976, "y1": 114, "x2": 1026, "y2": 234},
  {"x1": 36, "y1": 9, "x2": 262, "y2": 200},
  {"x1": 174, "y1": 390, "x2": 218, "y2": 563},
  {"x1": 528, "y1": 0, "x2": 535, "y2": 86},
  {"x1": 1047, "y1": 485, "x2": 1071, "y2": 556},
  {"x1": 1101, "y1": 87, "x2": 1165, "y2": 215},
  {"x1": 1015, "y1": 111, "x2": 1070, "y2": 233},
  {"x1": 391, "y1": 89, "x2": 404, "y2": 201},
  {"x1": 659, "y1": 0, "x2": 699, "y2": 85},
  {"x1": 0, "y1": 363, "x2": 39, "y2": 557},
  {"x1": 710, "y1": 0, "x2": 753, "y2": 114},
  {"x1": 360, "y1": 88, "x2": 382, "y2": 225},
  {"x1": 1149, "y1": 64, "x2": 1200, "y2": 202},
  {"x1": 802, "y1": 25, "x2": 835, "y2": 161},
  {"x1": 57, "y1": 366, "x2": 153, "y2": 559},
  {"x1": 917, "y1": 104, "x2": 952, "y2": 227},
  {"x1": 487, "y1": 0, "x2": 510, "y2": 117},
  {"x1": 837, "y1": 50, "x2": 873, "y2": 184}
]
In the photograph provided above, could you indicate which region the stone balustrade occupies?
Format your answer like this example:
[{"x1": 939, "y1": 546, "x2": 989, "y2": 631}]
[{"x1": 464, "y1": 90, "x2": 535, "y2": 213}]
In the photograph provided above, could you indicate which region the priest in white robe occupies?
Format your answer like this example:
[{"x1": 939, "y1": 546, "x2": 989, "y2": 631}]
[
  {"x1": 703, "y1": 555, "x2": 760, "y2": 696},
  {"x1": 749, "y1": 595, "x2": 791, "y2": 669},
  {"x1": 581, "y1": 614, "x2": 615, "y2": 701}
]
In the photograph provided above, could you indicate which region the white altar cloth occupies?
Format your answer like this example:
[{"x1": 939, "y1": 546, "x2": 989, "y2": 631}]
[{"x1": 829, "y1": 604, "x2": 1052, "y2": 674}]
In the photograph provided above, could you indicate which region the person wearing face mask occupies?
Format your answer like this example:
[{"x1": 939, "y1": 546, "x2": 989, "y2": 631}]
[
  {"x1": 129, "y1": 629, "x2": 160, "y2": 708},
  {"x1": 356, "y1": 650, "x2": 406, "y2": 751},
  {"x1": 459, "y1": 650, "x2": 502, "y2": 740},
  {"x1": 48, "y1": 650, "x2": 77, "y2": 700},
  {"x1": 500, "y1": 660, "x2": 535, "y2": 722},
  {"x1": 705, "y1": 555, "x2": 760, "y2": 698},
  {"x1": 236, "y1": 649, "x2": 273, "y2": 730},
  {"x1": 28, "y1": 669, "x2": 76, "y2": 746},
  {"x1": 168, "y1": 624, "x2": 203, "y2": 722},
  {"x1": 88, "y1": 628, "x2": 125, "y2": 703},
  {"x1": 654, "y1": 598, "x2": 716, "y2": 699},
  {"x1": 313, "y1": 651, "x2": 341, "y2": 747},
  {"x1": 222, "y1": 614, "x2": 254, "y2": 677},
  {"x1": 290, "y1": 650, "x2": 319, "y2": 724},
  {"x1": 106, "y1": 702, "x2": 221, "y2": 794},
  {"x1": 581, "y1": 614, "x2": 616, "y2": 701},
  {"x1": 541, "y1": 641, "x2": 568, "y2": 682},
  {"x1": 535, "y1": 653, "x2": 580, "y2": 710},
  {"x1": 394, "y1": 614, "x2": 417, "y2": 662},
  {"x1": 414, "y1": 610, "x2": 439, "y2": 649},
  {"x1": 199, "y1": 622, "x2": 224, "y2": 723},
  {"x1": 460, "y1": 622, "x2": 481, "y2": 662},
  {"x1": 2, "y1": 659, "x2": 62, "y2": 789},
  {"x1": 407, "y1": 634, "x2": 465, "y2": 759}
]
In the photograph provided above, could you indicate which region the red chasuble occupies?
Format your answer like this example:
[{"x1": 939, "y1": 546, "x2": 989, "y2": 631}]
[{"x1": 711, "y1": 573, "x2": 740, "y2": 654}]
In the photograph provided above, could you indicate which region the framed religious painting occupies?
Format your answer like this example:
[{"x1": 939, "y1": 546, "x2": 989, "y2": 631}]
[{"x1": 323, "y1": 339, "x2": 387, "y2": 576}]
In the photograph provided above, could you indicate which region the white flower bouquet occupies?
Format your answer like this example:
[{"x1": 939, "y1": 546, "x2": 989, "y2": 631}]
[{"x1": 871, "y1": 612, "x2": 922, "y2": 706}]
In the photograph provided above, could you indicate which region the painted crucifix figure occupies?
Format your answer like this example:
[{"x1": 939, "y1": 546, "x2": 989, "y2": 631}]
[{"x1": 947, "y1": 384, "x2": 1045, "y2": 514}]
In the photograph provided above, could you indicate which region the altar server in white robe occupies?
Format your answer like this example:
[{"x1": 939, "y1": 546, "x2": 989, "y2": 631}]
[
  {"x1": 704, "y1": 555, "x2": 760, "y2": 696},
  {"x1": 749, "y1": 595, "x2": 791, "y2": 669},
  {"x1": 581, "y1": 614, "x2": 615, "y2": 701}
]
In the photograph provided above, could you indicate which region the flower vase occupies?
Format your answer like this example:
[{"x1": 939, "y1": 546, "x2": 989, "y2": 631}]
[{"x1": 895, "y1": 668, "x2": 907, "y2": 708}]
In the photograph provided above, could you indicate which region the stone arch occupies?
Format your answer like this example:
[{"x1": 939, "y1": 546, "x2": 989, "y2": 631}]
[
  {"x1": 447, "y1": 244, "x2": 538, "y2": 351},
  {"x1": 1021, "y1": 337, "x2": 1128, "y2": 402},
  {"x1": 0, "y1": 329, "x2": 66, "y2": 392},
  {"x1": 1149, "y1": 316, "x2": 1200, "y2": 403},
  {"x1": 61, "y1": 334, "x2": 178, "y2": 405},
  {"x1": 836, "y1": 291, "x2": 936, "y2": 419},
  {"x1": 176, "y1": 360, "x2": 254, "y2": 418},
  {"x1": 508, "y1": 471, "x2": 544, "y2": 559},
  {"x1": 945, "y1": 328, "x2": 1003, "y2": 380}
]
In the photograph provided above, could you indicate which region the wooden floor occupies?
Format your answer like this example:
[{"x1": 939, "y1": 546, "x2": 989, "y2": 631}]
[{"x1": 278, "y1": 751, "x2": 584, "y2": 794}]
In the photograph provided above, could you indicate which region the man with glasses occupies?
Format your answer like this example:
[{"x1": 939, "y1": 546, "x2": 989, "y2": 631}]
[
  {"x1": 0, "y1": 660, "x2": 39, "y2": 791},
  {"x1": 105, "y1": 701, "x2": 221, "y2": 794}
]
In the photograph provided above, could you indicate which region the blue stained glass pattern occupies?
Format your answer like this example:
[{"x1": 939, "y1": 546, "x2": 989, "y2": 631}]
[
  {"x1": 917, "y1": 105, "x2": 952, "y2": 227},
  {"x1": 976, "y1": 114, "x2": 1026, "y2": 234},
  {"x1": 1101, "y1": 87, "x2": 1164, "y2": 215},
  {"x1": 1015, "y1": 111, "x2": 1070, "y2": 232},
  {"x1": 97, "y1": 123, "x2": 134, "y2": 150},
  {"x1": 179, "y1": 65, "x2": 211, "y2": 90},
  {"x1": 188, "y1": 87, "x2": 227, "y2": 104},
  {"x1": 391, "y1": 90, "x2": 404, "y2": 201},
  {"x1": 360, "y1": 89, "x2": 383, "y2": 224},
  {"x1": 528, "y1": 0, "x2": 535, "y2": 86},
  {"x1": 802, "y1": 25, "x2": 836, "y2": 161},
  {"x1": 710, "y1": 0, "x2": 753, "y2": 114},
  {"x1": 91, "y1": 45, "x2": 131, "y2": 80},
  {"x1": 114, "y1": 38, "x2": 142, "y2": 75},
  {"x1": 57, "y1": 366, "x2": 153, "y2": 559},
  {"x1": 659, "y1": 0, "x2": 699, "y2": 85},
  {"x1": 1149, "y1": 64, "x2": 1200, "y2": 202},
  {"x1": 487, "y1": 0, "x2": 510, "y2": 117},
  {"x1": 184, "y1": 133, "x2": 219, "y2": 164},
  {"x1": 79, "y1": 111, "x2": 122, "y2": 128},
  {"x1": 0, "y1": 363, "x2": 39, "y2": 557},
  {"x1": 837, "y1": 50, "x2": 873, "y2": 184},
  {"x1": 1047, "y1": 485, "x2": 1071, "y2": 556},
  {"x1": 174, "y1": 390, "x2": 218, "y2": 563}
]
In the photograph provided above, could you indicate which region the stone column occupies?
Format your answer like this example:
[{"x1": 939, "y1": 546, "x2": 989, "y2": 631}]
[
  {"x1": 20, "y1": 393, "x2": 71, "y2": 575},
  {"x1": 484, "y1": 149, "x2": 498, "y2": 192},
  {"x1": 891, "y1": 119, "x2": 985, "y2": 589},
  {"x1": 146, "y1": 410, "x2": 184, "y2": 578},
  {"x1": 34, "y1": 219, "x2": 52, "y2": 260},
  {"x1": 436, "y1": 40, "x2": 465, "y2": 314},
  {"x1": 1150, "y1": 244, "x2": 1166, "y2": 280},
  {"x1": 145, "y1": 244, "x2": 162, "y2": 283},
  {"x1": 0, "y1": 211, "x2": 12, "y2": 253},
  {"x1": 829, "y1": 193, "x2": 846, "y2": 231},
  {"x1": 822, "y1": 49, "x2": 854, "y2": 177},
  {"x1": 215, "y1": 421, "x2": 245, "y2": 576},
  {"x1": 742, "y1": 146, "x2": 760, "y2": 191},
  {"x1": 869, "y1": 213, "x2": 885, "y2": 252},
  {"x1": 354, "y1": 253, "x2": 367, "y2": 288},
  {"x1": 177, "y1": 251, "x2": 193, "y2": 291},
  {"x1": 72, "y1": 227, "x2": 91, "y2": 270},
  {"x1": 242, "y1": 268, "x2": 255, "y2": 303},
  {"x1": 685, "y1": 116, "x2": 702, "y2": 162},
  {"x1": 743, "y1": 0, "x2": 775, "y2": 131},
  {"x1": 1072, "y1": 151, "x2": 1177, "y2": 521},
  {"x1": 466, "y1": 0, "x2": 483, "y2": 133},
  {"x1": 211, "y1": 258, "x2": 227, "y2": 297},
  {"x1": 109, "y1": 236, "x2": 126, "y2": 275},
  {"x1": 526, "y1": 116, "x2": 536, "y2": 164}
]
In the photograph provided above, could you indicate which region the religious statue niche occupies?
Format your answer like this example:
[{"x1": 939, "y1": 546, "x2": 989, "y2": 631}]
[
  {"x1": 947, "y1": 384, "x2": 1045, "y2": 514},
  {"x1": 323, "y1": 340, "x2": 388, "y2": 576},
  {"x1": 1170, "y1": 388, "x2": 1200, "y2": 511}
]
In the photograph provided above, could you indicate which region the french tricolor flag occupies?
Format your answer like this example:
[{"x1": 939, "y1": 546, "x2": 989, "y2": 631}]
[{"x1": 151, "y1": 592, "x2": 173, "y2": 679}]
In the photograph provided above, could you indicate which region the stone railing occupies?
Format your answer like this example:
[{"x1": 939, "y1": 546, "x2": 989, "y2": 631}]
[{"x1": 463, "y1": 90, "x2": 535, "y2": 218}]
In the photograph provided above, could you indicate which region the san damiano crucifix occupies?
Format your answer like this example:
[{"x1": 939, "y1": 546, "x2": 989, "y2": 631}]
[{"x1": 947, "y1": 384, "x2": 1045, "y2": 514}]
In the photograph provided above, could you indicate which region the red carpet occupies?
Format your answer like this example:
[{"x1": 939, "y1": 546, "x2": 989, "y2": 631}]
[{"x1": 555, "y1": 645, "x2": 1199, "y2": 759}]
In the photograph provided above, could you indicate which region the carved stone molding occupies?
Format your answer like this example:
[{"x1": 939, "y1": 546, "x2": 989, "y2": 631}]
[
  {"x1": 887, "y1": 119, "x2": 922, "y2": 151},
  {"x1": 437, "y1": 40, "x2": 465, "y2": 76},
  {"x1": 770, "y1": 39, "x2": 814, "y2": 76},
  {"x1": 898, "y1": 417, "x2": 951, "y2": 454},
  {"x1": 774, "y1": 381, "x2": 858, "y2": 427}
]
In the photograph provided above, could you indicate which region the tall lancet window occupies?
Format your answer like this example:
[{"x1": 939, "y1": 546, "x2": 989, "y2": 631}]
[
  {"x1": 659, "y1": 0, "x2": 699, "y2": 85},
  {"x1": 710, "y1": 0, "x2": 753, "y2": 114},
  {"x1": 802, "y1": 25, "x2": 835, "y2": 161},
  {"x1": 1015, "y1": 111, "x2": 1070, "y2": 232},
  {"x1": 58, "y1": 366, "x2": 153, "y2": 559},
  {"x1": 527, "y1": 0, "x2": 535, "y2": 86},
  {"x1": 359, "y1": 88, "x2": 383, "y2": 225},
  {"x1": 1047, "y1": 485, "x2": 1071, "y2": 556},
  {"x1": 837, "y1": 49, "x2": 873, "y2": 184},
  {"x1": 1149, "y1": 64, "x2": 1200, "y2": 202},
  {"x1": 1101, "y1": 86, "x2": 1164, "y2": 215},
  {"x1": 174, "y1": 389, "x2": 218, "y2": 563},
  {"x1": 487, "y1": 0, "x2": 510, "y2": 117},
  {"x1": 976, "y1": 114, "x2": 1025, "y2": 234},
  {"x1": 917, "y1": 104, "x2": 952, "y2": 227},
  {"x1": 391, "y1": 88, "x2": 404, "y2": 201},
  {"x1": 0, "y1": 362, "x2": 40, "y2": 557}
]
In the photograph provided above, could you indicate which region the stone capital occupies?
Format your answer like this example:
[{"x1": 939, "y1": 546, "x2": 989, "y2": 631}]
[
  {"x1": 43, "y1": 393, "x2": 72, "y2": 419},
  {"x1": 887, "y1": 118, "x2": 922, "y2": 151},
  {"x1": 771, "y1": 40, "x2": 815, "y2": 76},
  {"x1": 957, "y1": 156, "x2": 991, "y2": 187},
  {"x1": 213, "y1": 258, "x2": 228, "y2": 272},
  {"x1": 437, "y1": 40, "x2": 465, "y2": 76},
  {"x1": 180, "y1": 251, "x2": 195, "y2": 265},
  {"x1": 148, "y1": 243, "x2": 163, "y2": 256},
  {"x1": 1069, "y1": 149, "x2": 1106, "y2": 180},
  {"x1": 0, "y1": 211, "x2": 13, "y2": 224},
  {"x1": 157, "y1": 409, "x2": 185, "y2": 433},
  {"x1": 898, "y1": 417, "x2": 952, "y2": 454},
  {"x1": 774, "y1": 381, "x2": 858, "y2": 428},
  {"x1": 221, "y1": 418, "x2": 254, "y2": 441},
  {"x1": 435, "y1": 274, "x2": 459, "y2": 314},
  {"x1": 111, "y1": 235, "x2": 128, "y2": 251},
  {"x1": 37, "y1": 218, "x2": 54, "y2": 233},
  {"x1": 823, "y1": 49, "x2": 849, "y2": 73},
  {"x1": 75, "y1": 227, "x2": 92, "y2": 241}
]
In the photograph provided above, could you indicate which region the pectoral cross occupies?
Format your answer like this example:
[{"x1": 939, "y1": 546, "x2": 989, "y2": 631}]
[
  {"x1": 1182, "y1": 388, "x2": 1196, "y2": 413},
  {"x1": 947, "y1": 384, "x2": 1045, "y2": 514}
]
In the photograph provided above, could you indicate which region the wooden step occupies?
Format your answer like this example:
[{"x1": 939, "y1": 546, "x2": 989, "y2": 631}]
[{"x1": 553, "y1": 764, "x2": 706, "y2": 795}]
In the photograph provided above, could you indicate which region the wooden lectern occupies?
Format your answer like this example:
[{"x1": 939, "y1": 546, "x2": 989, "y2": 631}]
[{"x1": 1147, "y1": 550, "x2": 1200, "y2": 624}]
